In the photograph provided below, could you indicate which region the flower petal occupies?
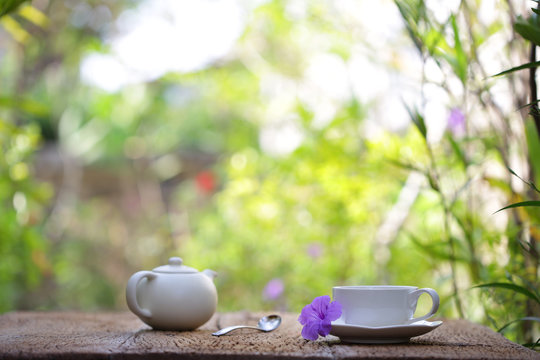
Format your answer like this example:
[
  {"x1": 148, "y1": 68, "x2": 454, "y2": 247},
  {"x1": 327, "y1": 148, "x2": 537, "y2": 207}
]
[
  {"x1": 318, "y1": 319, "x2": 332, "y2": 337},
  {"x1": 299, "y1": 296, "x2": 340, "y2": 341},
  {"x1": 326, "y1": 300, "x2": 343, "y2": 321},
  {"x1": 301, "y1": 321, "x2": 320, "y2": 341},
  {"x1": 310, "y1": 295, "x2": 331, "y2": 319},
  {"x1": 298, "y1": 303, "x2": 319, "y2": 325}
]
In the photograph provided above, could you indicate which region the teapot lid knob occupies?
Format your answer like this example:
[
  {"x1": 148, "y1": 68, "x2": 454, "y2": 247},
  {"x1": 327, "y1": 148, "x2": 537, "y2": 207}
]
[
  {"x1": 169, "y1": 257, "x2": 183, "y2": 266},
  {"x1": 152, "y1": 256, "x2": 198, "y2": 273}
]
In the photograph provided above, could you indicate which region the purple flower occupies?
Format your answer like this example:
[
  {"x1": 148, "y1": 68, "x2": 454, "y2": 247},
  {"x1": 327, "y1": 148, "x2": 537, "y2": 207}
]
[
  {"x1": 298, "y1": 295, "x2": 342, "y2": 341},
  {"x1": 263, "y1": 278, "x2": 284, "y2": 300},
  {"x1": 448, "y1": 107, "x2": 465, "y2": 136},
  {"x1": 306, "y1": 242, "x2": 323, "y2": 259}
]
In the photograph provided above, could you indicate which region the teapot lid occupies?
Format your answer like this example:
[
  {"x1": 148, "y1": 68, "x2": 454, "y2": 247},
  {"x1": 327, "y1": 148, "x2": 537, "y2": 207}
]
[{"x1": 152, "y1": 257, "x2": 198, "y2": 273}]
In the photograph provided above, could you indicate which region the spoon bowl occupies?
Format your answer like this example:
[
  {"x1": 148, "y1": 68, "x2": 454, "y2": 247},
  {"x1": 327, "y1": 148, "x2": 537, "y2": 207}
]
[
  {"x1": 258, "y1": 315, "x2": 281, "y2": 331},
  {"x1": 212, "y1": 314, "x2": 282, "y2": 336}
]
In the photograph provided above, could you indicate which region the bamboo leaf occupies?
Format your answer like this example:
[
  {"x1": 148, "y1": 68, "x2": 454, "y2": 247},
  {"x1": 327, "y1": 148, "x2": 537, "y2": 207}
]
[
  {"x1": 403, "y1": 102, "x2": 427, "y2": 139},
  {"x1": 494, "y1": 201, "x2": 540, "y2": 213},
  {"x1": 517, "y1": 99, "x2": 540, "y2": 110},
  {"x1": 506, "y1": 167, "x2": 540, "y2": 193},
  {"x1": 492, "y1": 61, "x2": 540, "y2": 77},
  {"x1": 497, "y1": 317, "x2": 540, "y2": 333},
  {"x1": 387, "y1": 158, "x2": 423, "y2": 173},
  {"x1": 524, "y1": 120, "x2": 540, "y2": 184},
  {"x1": 424, "y1": 27, "x2": 446, "y2": 55},
  {"x1": 394, "y1": 0, "x2": 427, "y2": 55},
  {"x1": 0, "y1": 96, "x2": 48, "y2": 116},
  {"x1": 0, "y1": 16, "x2": 29, "y2": 43},
  {"x1": 0, "y1": 0, "x2": 29, "y2": 18},
  {"x1": 473, "y1": 282, "x2": 540, "y2": 304},
  {"x1": 514, "y1": 15, "x2": 540, "y2": 47},
  {"x1": 483, "y1": 176, "x2": 511, "y2": 193},
  {"x1": 408, "y1": 233, "x2": 467, "y2": 262},
  {"x1": 446, "y1": 133, "x2": 468, "y2": 167},
  {"x1": 524, "y1": 337, "x2": 540, "y2": 350},
  {"x1": 450, "y1": 14, "x2": 468, "y2": 84},
  {"x1": 18, "y1": 4, "x2": 48, "y2": 28}
]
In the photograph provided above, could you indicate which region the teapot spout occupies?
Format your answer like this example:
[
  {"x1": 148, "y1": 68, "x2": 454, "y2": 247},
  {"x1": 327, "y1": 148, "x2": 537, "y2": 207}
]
[{"x1": 202, "y1": 269, "x2": 217, "y2": 280}]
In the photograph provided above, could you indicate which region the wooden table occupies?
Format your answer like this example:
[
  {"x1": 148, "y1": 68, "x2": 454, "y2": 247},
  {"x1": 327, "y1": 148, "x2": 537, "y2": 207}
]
[{"x1": 0, "y1": 311, "x2": 538, "y2": 359}]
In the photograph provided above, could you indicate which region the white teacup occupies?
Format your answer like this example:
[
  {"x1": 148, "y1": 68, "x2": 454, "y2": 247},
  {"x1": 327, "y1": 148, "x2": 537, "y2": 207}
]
[{"x1": 332, "y1": 286, "x2": 439, "y2": 327}]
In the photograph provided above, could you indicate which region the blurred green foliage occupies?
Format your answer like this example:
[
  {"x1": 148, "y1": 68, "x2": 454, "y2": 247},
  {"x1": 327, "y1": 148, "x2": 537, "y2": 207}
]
[
  {"x1": 0, "y1": 0, "x2": 29, "y2": 18},
  {"x1": 0, "y1": 0, "x2": 538, "y2": 347},
  {"x1": 0, "y1": 119, "x2": 52, "y2": 310}
]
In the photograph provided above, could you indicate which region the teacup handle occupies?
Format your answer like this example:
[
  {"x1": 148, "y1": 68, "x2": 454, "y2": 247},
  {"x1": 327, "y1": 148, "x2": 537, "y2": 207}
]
[
  {"x1": 126, "y1": 271, "x2": 156, "y2": 319},
  {"x1": 407, "y1": 288, "x2": 439, "y2": 324}
]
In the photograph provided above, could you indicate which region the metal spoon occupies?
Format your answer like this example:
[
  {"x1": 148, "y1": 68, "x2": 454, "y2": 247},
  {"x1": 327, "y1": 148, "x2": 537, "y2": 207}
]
[{"x1": 212, "y1": 314, "x2": 282, "y2": 336}]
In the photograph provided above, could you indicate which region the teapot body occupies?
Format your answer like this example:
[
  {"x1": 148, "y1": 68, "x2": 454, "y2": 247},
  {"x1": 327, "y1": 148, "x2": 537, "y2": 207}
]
[{"x1": 126, "y1": 258, "x2": 217, "y2": 330}]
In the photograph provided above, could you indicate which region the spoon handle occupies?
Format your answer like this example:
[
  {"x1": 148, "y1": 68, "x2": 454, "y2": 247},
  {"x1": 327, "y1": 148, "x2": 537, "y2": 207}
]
[{"x1": 212, "y1": 325, "x2": 262, "y2": 336}]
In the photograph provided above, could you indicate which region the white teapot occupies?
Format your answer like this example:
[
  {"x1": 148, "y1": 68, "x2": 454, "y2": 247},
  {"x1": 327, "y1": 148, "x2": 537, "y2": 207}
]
[{"x1": 126, "y1": 257, "x2": 218, "y2": 330}]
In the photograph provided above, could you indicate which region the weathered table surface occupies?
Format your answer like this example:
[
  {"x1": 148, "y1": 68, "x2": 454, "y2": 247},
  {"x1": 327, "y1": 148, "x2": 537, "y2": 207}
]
[{"x1": 0, "y1": 311, "x2": 538, "y2": 359}]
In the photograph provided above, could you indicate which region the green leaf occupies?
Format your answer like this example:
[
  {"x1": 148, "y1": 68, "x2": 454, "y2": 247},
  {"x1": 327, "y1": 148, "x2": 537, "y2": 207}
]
[
  {"x1": 473, "y1": 282, "x2": 540, "y2": 304},
  {"x1": 517, "y1": 99, "x2": 540, "y2": 109},
  {"x1": 394, "y1": 0, "x2": 427, "y2": 54},
  {"x1": 523, "y1": 121, "x2": 540, "y2": 186},
  {"x1": 408, "y1": 233, "x2": 467, "y2": 262},
  {"x1": 492, "y1": 61, "x2": 540, "y2": 77},
  {"x1": 483, "y1": 176, "x2": 511, "y2": 193},
  {"x1": 18, "y1": 5, "x2": 48, "y2": 28},
  {"x1": 529, "y1": 104, "x2": 540, "y2": 119},
  {"x1": 446, "y1": 133, "x2": 468, "y2": 167},
  {"x1": 404, "y1": 103, "x2": 427, "y2": 139},
  {"x1": 450, "y1": 14, "x2": 468, "y2": 84},
  {"x1": 524, "y1": 337, "x2": 540, "y2": 350},
  {"x1": 514, "y1": 15, "x2": 540, "y2": 47},
  {"x1": 0, "y1": 96, "x2": 49, "y2": 117},
  {"x1": 426, "y1": 171, "x2": 440, "y2": 191},
  {"x1": 387, "y1": 158, "x2": 423, "y2": 173},
  {"x1": 424, "y1": 27, "x2": 446, "y2": 55},
  {"x1": 497, "y1": 317, "x2": 540, "y2": 333},
  {"x1": 0, "y1": 0, "x2": 29, "y2": 18},
  {"x1": 506, "y1": 167, "x2": 540, "y2": 194},
  {"x1": 494, "y1": 201, "x2": 540, "y2": 213}
]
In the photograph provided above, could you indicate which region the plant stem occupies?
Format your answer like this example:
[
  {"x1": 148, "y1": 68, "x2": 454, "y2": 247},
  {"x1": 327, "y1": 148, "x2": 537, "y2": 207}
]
[
  {"x1": 524, "y1": 1, "x2": 540, "y2": 343},
  {"x1": 530, "y1": 2, "x2": 540, "y2": 139},
  {"x1": 425, "y1": 143, "x2": 465, "y2": 319},
  {"x1": 419, "y1": 31, "x2": 465, "y2": 319}
]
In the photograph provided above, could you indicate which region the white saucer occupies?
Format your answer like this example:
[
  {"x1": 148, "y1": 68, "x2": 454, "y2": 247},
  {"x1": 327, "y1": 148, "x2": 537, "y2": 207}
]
[{"x1": 329, "y1": 319, "x2": 443, "y2": 344}]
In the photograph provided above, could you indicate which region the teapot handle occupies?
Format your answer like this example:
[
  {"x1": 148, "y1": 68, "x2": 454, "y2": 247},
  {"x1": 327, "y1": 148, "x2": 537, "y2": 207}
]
[{"x1": 126, "y1": 271, "x2": 156, "y2": 319}]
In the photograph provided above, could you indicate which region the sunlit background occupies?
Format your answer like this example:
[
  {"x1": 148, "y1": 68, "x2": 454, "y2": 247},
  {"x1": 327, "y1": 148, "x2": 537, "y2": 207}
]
[{"x1": 0, "y1": 0, "x2": 538, "y2": 345}]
